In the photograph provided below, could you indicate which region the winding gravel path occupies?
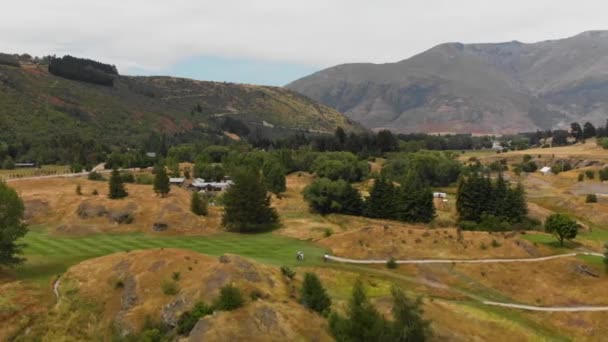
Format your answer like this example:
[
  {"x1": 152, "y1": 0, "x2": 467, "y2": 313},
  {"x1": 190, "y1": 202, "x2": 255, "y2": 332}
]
[{"x1": 326, "y1": 252, "x2": 608, "y2": 312}]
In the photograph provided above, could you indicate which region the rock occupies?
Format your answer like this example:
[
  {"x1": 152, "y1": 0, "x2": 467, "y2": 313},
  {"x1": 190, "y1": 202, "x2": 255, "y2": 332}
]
[
  {"x1": 219, "y1": 255, "x2": 231, "y2": 263},
  {"x1": 24, "y1": 199, "x2": 50, "y2": 220},
  {"x1": 161, "y1": 296, "x2": 190, "y2": 327},
  {"x1": 152, "y1": 222, "x2": 169, "y2": 232},
  {"x1": 77, "y1": 201, "x2": 107, "y2": 219},
  {"x1": 108, "y1": 210, "x2": 134, "y2": 224}
]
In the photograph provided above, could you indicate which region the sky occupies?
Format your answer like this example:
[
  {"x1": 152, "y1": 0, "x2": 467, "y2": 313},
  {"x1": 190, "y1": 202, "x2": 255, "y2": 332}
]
[{"x1": 1, "y1": 1, "x2": 607, "y2": 85}]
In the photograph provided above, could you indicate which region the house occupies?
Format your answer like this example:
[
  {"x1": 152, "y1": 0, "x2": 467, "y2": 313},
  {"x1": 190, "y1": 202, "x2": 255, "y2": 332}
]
[
  {"x1": 169, "y1": 177, "x2": 185, "y2": 185},
  {"x1": 191, "y1": 178, "x2": 234, "y2": 192},
  {"x1": 145, "y1": 152, "x2": 157, "y2": 158},
  {"x1": 539, "y1": 166, "x2": 552, "y2": 175},
  {"x1": 433, "y1": 192, "x2": 447, "y2": 199},
  {"x1": 15, "y1": 163, "x2": 36, "y2": 168},
  {"x1": 491, "y1": 141, "x2": 503, "y2": 151}
]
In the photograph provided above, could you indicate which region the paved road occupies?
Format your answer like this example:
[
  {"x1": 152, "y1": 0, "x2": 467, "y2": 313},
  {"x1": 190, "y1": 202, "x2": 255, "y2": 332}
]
[{"x1": 326, "y1": 252, "x2": 608, "y2": 312}]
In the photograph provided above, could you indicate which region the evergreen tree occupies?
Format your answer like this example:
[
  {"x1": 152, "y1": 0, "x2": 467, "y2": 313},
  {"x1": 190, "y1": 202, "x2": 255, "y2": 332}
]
[
  {"x1": 191, "y1": 192, "x2": 208, "y2": 216},
  {"x1": 108, "y1": 168, "x2": 128, "y2": 199},
  {"x1": 222, "y1": 169, "x2": 279, "y2": 233},
  {"x1": 583, "y1": 122, "x2": 597, "y2": 139},
  {"x1": 153, "y1": 165, "x2": 170, "y2": 197},
  {"x1": 335, "y1": 127, "x2": 347, "y2": 146},
  {"x1": 389, "y1": 286, "x2": 431, "y2": 341},
  {"x1": 302, "y1": 178, "x2": 363, "y2": 215},
  {"x1": 329, "y1": 280, "x2": 389, "y2": 342},
  {"x1": 395, "y1": 171, "x2": 435, "y2": 223},
  {"x1": 300, "y1": 273, "x2": 332, "y2": 315},
  {"x1": 365, "y1": 177, "x2": 396, "y2": 219},
  {"x1": 571, "y1": 122, "x2": 583, "y2": 141},
  {"x1": 262, "y1": 159, "x2": 286, "y2": 194},
  {"x1": 0, "y1": 181, "x2": 28, "y2": 267}
]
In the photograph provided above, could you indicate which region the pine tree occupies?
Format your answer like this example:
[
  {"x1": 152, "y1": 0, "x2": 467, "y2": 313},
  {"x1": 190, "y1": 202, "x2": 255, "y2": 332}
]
[
  {"x1": 191, "y1": 192, "x2": 208, "y2": 216},
  {"x1": 583, "y1": 122, "x2": 596, "y2": 139},
  {"x1": 154, "y1": 165, "x2": 170, "y2": 197},
  {"x1": 492, "y1": 173, "x2": 508, "y2": 218},
  {"x1": 300, "y1": 273, "x2": 332, "y2": 315},
  {"x1": 365, "y1": 177, "x2": 396, "y2": 219},
  {"x1": 389, "y1": 286, "x2": 431, "y2": 341},
  {"x1": 395, "y1": 171, "x2": 435, "y2": 223},
  {"x1": 0, "y1": 181, "x2": 28, "y2": 267},
  {"x1": 108, "y1": 168, "x2": 128, "y2": 199},
  {"x1": 222, "y1": 169, "x2": 279, "y2": 233}
]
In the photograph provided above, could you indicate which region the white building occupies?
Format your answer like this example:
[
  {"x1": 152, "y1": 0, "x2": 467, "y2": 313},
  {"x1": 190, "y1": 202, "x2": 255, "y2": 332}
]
[{"x1": 539, "y1": 166, "x2": 552, "y2": 175}]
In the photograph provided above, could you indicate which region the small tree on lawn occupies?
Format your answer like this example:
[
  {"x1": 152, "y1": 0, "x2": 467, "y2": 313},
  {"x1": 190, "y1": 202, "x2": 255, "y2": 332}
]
[
  {"x1": 389, "y1": 286, "x2": 431, "y2": 341},
  {"x1": 544, "y1": 213, "x2": 578, "y2": 247},
  {"x1": 0, "y1": 181, "x2": 28, "y2": 267},
  {"x1": 154, "y1": 165, "x2": 170, "y2": 197},
  {"x1": 108, "y1": 168, "x2": 128, "y2": 199},
  {"x1": 300, "y1": 273, "x2": 332, "y2": 315},
  {"x1": 191, "y1": 192, "x2": 207, "y2": 216},
  {"x1": 222, "y1": 168, "x2": 279, "y2": 233}
]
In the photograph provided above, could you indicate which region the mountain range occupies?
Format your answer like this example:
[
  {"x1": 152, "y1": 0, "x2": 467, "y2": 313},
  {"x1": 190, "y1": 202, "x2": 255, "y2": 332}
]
[{"x1": 287, "y1": 31, "x2": 608, "y2": 134}]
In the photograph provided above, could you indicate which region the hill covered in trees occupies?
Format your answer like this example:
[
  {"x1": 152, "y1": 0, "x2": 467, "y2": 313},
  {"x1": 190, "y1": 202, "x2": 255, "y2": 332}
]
[{"x1": 0, "y1": 57, "x2": 361, "y2": 165}]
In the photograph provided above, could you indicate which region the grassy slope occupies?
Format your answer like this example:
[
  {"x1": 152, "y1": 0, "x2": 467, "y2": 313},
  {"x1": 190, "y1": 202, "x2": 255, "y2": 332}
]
[{"x1": 0, "y1": 64, "x2": 361, "y2": 150}]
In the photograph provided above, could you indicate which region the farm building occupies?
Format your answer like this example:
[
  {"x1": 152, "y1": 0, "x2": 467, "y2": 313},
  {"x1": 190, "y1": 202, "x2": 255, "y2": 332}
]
[
  {"x1": 169, "y1": 177, "x2": 185, "y2": 185},
  {"x1": 191, "y1": 178, "x2": 234, "y2": 192},
  {"x1": 433, "y1": 192, "x2": 447, "y2": 199},
  {"x1": 539, "y1": 166, "x2": 552, "y2": 175}
]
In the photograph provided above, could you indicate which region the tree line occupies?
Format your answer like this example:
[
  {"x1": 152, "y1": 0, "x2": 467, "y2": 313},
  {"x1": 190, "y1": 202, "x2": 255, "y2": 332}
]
[{"x1": 48, "y1": 55, "x2": 118, "y2": 86}]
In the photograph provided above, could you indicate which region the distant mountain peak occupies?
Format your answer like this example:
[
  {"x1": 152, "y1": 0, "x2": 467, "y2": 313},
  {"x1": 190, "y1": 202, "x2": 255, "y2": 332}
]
[{"x1": 287, "y1": 31, "x2": 608, "y2": 134}]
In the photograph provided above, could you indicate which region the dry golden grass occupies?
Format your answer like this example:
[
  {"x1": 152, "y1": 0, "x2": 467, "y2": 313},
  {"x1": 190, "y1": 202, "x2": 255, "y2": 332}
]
[
  {"x1": 0, "y1": 281, "x2": 49, "y2": 341},
  {"x1": 11, "y1": 176, "x2": 220, "y2": 235},
  {"x1": 319, "y1": 226, "x2": 553, "y2": 260}
]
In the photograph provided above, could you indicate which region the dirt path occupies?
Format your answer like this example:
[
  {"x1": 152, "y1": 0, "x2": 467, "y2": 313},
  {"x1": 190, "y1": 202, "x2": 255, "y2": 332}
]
[
  {"x1": 325, "y1": 252, "x2": 603, "y2": 264},
  {"x1": 326, "y1": 252, "x2": 608, "y2": 312}
]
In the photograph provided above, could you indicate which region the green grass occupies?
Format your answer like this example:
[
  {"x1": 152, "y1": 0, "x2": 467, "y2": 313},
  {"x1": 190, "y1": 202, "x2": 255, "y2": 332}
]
[{"x1": 13, "y1": 228, "x2": 327, "y2": 284}]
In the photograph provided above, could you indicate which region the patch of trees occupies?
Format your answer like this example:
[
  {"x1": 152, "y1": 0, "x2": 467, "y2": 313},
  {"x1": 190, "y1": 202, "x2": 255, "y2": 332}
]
[
  {"x1": 303, "y1": 178, "x2": 364, "y2": 215},
  {"x1": 48, "y1": 55, "x2": 118, "y2": 86},
  {"x1": 221, "y1": 116, "x2": 250, "y2": 137},
  {"x1": 456, "y1": 173, "x2": 528, "y2": 231},
  {"x1": 221, "y1": 168, "x2": 279, "y2": 232},
  {"x1": 0, "y1": 53, "x2": 20, "y2": 67},
  {"x1": 382, "y1": 151, "x2": 461, "y2": 187},
  {"x1": 0, "y1": 181, "x2": 28, "y2": 267},
  {"x1": 312, "y1": 152, "x2": 369, "y2": 182},
  {"x1": 365, "y1": 174, "x2": 435, "y2": 223},
  {"x1": 330, "y1": 280, "x2": 430, "y2": 341}
]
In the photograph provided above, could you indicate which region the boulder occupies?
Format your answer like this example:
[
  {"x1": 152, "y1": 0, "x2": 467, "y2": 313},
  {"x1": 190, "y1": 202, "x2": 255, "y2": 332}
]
[
  {"x1": 108, "y1": 210, "x2": 134, "y2": 224},
  {"x1": 77, "y1": 201, "x2": 107, "y2": 219},
  {"x1": 152, "y1": 222, "x2": 169, "y2": 232}
]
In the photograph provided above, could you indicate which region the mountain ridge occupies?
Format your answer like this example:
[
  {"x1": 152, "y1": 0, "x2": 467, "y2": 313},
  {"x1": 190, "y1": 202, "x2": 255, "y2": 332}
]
[{"x1": 287, "y1": 31, "x2": 608, "y2": 134}]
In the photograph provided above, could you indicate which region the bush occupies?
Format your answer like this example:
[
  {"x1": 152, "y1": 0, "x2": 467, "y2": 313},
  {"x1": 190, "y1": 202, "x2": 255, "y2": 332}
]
[
  {"x1": 88, "y1": 171, "x2": 103, "y2": 181},
  {"x1": 521, "y1": 161, "x2": 538, "y2": 172},
  {"x1": 599, "y1": 168, "x2": 608, "y2": 181},
  {"x1": 281, "y1": 266, "x2": 296, "y2": 280},
  {"x1": 491, "y1": 239, "x2": 501, "y2": 248},
  {"x1": 585, "y1": 170, "x2": 595, "y2": 180},
  {"x1": 162, "y1": 280, "x2": 179, "y2": 295},
  {"x1": 387, "y1": 257, "x2": 398, "y2": 269},
  {"x1": 578, "y1": 173, "x2": 585, "y2": 182},
  {"x1": 75, "y1": 185, "x2": 82, "y2": 195},
  {"x1": 92, "y1": 189, "x2": 99, "y2": 196},
  {"x1": 599, "y1": 138, "x2": 608, "y2": 149},
  {"x1": 323, "y1": 228, "x2": 333, "y2": 237},
  {"x1": 121, "y1": 172, "x2": 136, "y2": 183},
  {"x1": 172, "y1": 272, "x2": 181, "y2": 281},
  {"x1": 213, "y1": 285, "x2": 244, "y2": 311},
  {"x1": 586, "y1": 194, "x2": 598, "y2": 203},
  {"x1": 136, "y1": 173, "x2": 154, "y2": 185},
  {"x1": 302, "y1": 178, "x2": 363, "y2": 216},
  {"x1": 177, "y1": 301, "x2": 213, "y2": 335}
]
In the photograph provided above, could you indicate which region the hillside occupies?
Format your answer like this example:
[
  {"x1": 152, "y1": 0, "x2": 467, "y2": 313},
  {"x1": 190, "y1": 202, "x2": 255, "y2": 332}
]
[
  {"x1": 0, "y1": 62, "x2": 360, "y2": 160},
  {"x1": 287, "y1": 31, "x2": 608, "y2": 134}
]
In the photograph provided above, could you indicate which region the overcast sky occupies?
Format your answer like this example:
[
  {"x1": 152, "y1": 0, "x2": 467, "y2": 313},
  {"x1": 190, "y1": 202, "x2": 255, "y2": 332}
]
[{"x1": 1, "y1": 1, "x2": 606, "y2": 85}]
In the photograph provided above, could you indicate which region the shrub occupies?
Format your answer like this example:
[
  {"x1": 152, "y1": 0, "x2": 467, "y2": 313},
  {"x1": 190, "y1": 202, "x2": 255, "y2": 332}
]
[
  {"x1": 480, "y1": 242, "x2": 487, "y2": 250},
  {"x1": 599, "y1": 137, "x2": 608, "y2": 149},
  {"x1": 599, "y1": 168, "x2": 608, "y2": 181},
  {"x1": 523, "y1": 154, "x2": 532, "y2": 162},
  {"x1": 75, "y1": 185, "x2": 82, "y2": 195},
  {"x1": 115, "y1": 279, "x2": 125, "y2": 289},
  {"x1": 280, "y1": 266, "x2": 296, "y2": 280},
  {"x1": 177, "y1": 301, "x2": 213, "y2": 335},
  {"x1": 162, "y1": 280, "x2": 179, "y2": 295},
  {"x1": 578, "y1": 173, "x2": 585, "y2": 182},
  {"x1": 491, "y1": 239, "x2": 501, "y2": 248},
  {"x1": 586, "y1": 194, "x2": 598, "y2": 203},
  {"x1": 121, "y1": 172, "x2": 136, "y2": 183},
  {"x1": 323, "y1": 228, "x2": 333, "y2": 237},
  {"x1": 213, "y1": 285, "x2": 244, "y2": 311},
  {"x1": 136, "y1": 173, "x2": 154, "y2": 185},
  {"x1": 88, "y1": 171, "x2": 103, "y2": 181},
  {"x1": 585, "y1": 170, "x2": 595, "y2": 180},
  {"x1": 387, "y1": 257, "x2": 398, "y2": 269},
  {"x1": 172, "y1": 271, "x2": 181, "y2": 281},
  {"x1": 250, "y1": 289, "x2": 264, "y2": 301},
  {"x1": 92, "y1": 189, "x2": 99, "y2": 196}
]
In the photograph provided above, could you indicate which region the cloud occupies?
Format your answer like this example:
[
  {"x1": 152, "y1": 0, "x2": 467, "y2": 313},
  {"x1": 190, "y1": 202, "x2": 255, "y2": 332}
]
[{"x1": 1, "y1": 0, "x2": 606, "y2": 74}]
